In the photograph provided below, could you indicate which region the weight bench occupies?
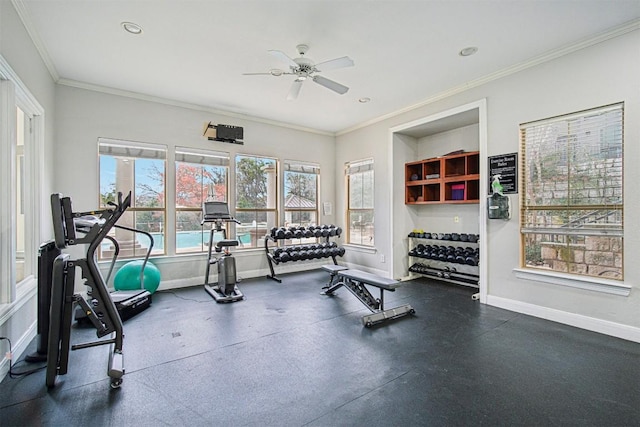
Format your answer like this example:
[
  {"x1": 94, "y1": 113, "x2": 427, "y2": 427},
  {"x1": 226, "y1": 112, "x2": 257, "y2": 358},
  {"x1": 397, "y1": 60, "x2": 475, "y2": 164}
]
[{"x1": 322, "y1": 269, "x2": 415, "y2": 327}]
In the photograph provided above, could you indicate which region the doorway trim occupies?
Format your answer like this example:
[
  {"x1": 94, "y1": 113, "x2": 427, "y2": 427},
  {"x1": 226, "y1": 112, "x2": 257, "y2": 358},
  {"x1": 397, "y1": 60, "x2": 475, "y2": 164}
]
[{"x1": 388, "y1": 99, "x2": 488, "y2": 303}]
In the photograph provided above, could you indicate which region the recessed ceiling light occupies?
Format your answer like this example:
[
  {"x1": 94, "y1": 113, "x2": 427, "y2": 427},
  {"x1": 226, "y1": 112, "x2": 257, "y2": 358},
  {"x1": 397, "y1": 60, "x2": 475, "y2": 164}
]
[
  {"x1": 121, "y1": 22, "x2": 143, "y2": 35},
  {"x1": 459, "y1": 46, "x2": 478, "y2": 57},
  {"x1": 359, "y1": 97, "x2": 371, "y2": 103}
]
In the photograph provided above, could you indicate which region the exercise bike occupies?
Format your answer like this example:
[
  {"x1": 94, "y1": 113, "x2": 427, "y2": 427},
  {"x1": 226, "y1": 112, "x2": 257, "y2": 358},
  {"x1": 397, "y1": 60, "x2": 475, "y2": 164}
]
[{"x1": 202, "y1": 201, "x2": 244, "y2": 303}]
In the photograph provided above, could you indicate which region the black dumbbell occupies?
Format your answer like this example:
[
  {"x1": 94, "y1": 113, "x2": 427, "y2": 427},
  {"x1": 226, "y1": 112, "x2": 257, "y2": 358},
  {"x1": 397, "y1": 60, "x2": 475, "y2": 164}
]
[
  {"x1": 270, "y1": 227, "x2": 278, "y2": 238},
  {"x1": 335, "y1": 227, "x2": 342, "y2": 236},
  {"x1": 273, "y1": 248, "x2": 283, "y2": 258},
  {"x1": 280, "y1": 252, "x2": 290, "y2": 262},
  {"x1": 337, "y1": 247, "x2": 345, "y2": 257},
  {"x1": 276, "y1": 228, "x2": 286, "y2": 239}
]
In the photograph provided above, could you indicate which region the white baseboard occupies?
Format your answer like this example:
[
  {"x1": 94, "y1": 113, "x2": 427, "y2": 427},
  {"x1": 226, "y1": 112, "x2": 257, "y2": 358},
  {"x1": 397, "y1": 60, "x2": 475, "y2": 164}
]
[
  {"x1": 0, "y1": 320, "x2": 37, "y2": 383},
  {"x1": 158, "y1": 261, "x2": 333, "y2": 290},
  {"x1": 486, "y1": 295, "x2": 640, "y2": 343}
]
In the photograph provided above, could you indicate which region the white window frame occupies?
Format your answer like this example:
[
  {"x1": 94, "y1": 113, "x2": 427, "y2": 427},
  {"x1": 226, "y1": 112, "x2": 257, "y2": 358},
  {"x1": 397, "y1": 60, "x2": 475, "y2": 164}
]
[
  {"x1": 0, "y1": 57, "x2": 44, "y2": 309},
  {"x1": 98, "y1": 137, "x2": 168, "y2": 258},
  {"x1": 345, "y1": 158, "x2": 375, "y2": 247},
  {"x1": 283, "y1": 160, "x2": 320, "y2": 228},
  {"x1": 175, "y1": 146, "x2": 229, "y2": 254},
  {"x1": 234, "y1": 154, "x2": 278, "y2": 250},
  {"x1": 515, "y1": 103, "x2": 629, "y2": 296}
]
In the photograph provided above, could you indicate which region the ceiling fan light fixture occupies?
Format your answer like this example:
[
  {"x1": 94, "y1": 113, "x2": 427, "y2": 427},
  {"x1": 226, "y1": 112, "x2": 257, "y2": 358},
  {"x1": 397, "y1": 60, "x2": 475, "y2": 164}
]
[
  {"x1": 459, "y1": 46, "x2": 478, "y2": 57},
  {"x1": 121, "y1": 22, "x2": 143, "y2": 35},
  {"x1": 359, "y1": 97, "x2": 371, "y2": 103}
]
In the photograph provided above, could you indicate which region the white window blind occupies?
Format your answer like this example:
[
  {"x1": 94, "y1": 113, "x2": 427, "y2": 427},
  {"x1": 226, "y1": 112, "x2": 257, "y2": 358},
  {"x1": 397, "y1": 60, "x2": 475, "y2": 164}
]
[
  {"x1": 520, "y1": 103, "x2": 623, "y2": 280},
  {"x1": 98, "y1": 137, "x2": 166, "y2": 159},
  {"x1": 176, "y1": 146, "x2": 229, "y2": 166},
  {"x1": 284, "y1": 160, "x2": 320, "y2": 175}
]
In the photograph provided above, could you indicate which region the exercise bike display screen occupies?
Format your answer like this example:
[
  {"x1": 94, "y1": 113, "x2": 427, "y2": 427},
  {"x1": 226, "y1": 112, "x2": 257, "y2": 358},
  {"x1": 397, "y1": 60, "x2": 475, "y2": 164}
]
[{"x1": 203, "y1": 202, "x2": 232, "y2": 221}]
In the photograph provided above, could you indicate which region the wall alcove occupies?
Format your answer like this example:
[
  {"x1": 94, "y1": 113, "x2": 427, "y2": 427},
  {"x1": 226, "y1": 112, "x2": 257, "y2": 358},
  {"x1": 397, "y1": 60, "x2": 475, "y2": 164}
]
[{"x1": 389, "y1": 99, "x2": 488, "y2": 302}]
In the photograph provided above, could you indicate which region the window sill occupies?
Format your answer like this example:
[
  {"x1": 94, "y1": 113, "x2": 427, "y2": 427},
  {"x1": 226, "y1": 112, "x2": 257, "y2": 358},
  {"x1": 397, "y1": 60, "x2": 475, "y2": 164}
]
[
  {"x1": 343, "y1": 244, "x2": 377, "y2": 254},
  {"x1": 513, "y1": 268, "x2": 631, "y2": 296}
]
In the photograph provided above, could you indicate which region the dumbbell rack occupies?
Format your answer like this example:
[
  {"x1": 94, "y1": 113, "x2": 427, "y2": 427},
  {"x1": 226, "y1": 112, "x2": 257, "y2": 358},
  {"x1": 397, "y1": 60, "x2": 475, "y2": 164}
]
[
  {"x1": 265, "y1": 225, "x2": 345, "y2": 283},
  {"x1": 407, "y1": 232, "x2": 480, "y2": 288}
]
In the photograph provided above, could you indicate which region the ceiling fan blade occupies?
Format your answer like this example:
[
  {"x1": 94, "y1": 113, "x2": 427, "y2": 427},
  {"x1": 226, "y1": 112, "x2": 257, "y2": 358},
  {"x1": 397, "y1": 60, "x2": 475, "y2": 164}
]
[
  {"x1": 314, "y1": 56, "x2": 354, "y2": 71},
  {"x1": 268, "y1": 50, "x2": 298, "y2": 68},
  {"x1": 312, "y1": 75, "x2": 349, "y2": 95},
  {"x1": 287, "y1": 79, "x2": 303, "y2": 101},
  {"x1": 243, "y1": 68, "x2": 288, "y2": 77}
]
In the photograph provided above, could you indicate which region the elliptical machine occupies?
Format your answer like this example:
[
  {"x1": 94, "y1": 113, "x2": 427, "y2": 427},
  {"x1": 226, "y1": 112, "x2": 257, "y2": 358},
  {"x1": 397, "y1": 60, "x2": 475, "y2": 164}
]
[{"x1": 202, "y1": 201, "x2": 244, "y2": 303}]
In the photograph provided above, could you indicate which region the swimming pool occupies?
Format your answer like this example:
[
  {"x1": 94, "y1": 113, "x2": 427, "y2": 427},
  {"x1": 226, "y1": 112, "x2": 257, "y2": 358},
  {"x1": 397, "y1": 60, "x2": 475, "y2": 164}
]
[{"x1": 101, "y1": 228, "x2": 259, "y2": 254}]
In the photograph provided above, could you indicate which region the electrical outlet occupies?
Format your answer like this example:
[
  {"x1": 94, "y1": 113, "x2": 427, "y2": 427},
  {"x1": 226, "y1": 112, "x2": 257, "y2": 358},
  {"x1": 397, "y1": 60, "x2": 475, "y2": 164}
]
[
  {"x1": 454, "y1": 215, "x2": 459, "y2": 223},
  {"x1": 380, "y1": 254, "x2": 385, "y2": 263}
]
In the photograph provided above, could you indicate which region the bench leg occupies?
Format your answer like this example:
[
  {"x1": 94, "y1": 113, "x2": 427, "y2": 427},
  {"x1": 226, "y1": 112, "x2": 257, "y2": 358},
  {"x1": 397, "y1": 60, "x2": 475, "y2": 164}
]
[
  {"x1": 321, "y1": 280, "x2": 344, "y2": 295},
  {"x1": 322, "y1": 272, "x2": 339, "y2": 289}
]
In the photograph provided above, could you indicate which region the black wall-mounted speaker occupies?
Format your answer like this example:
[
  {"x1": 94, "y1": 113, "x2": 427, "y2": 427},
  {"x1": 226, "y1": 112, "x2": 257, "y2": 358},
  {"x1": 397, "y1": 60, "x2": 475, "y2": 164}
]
[{"x1": 215, "y1": 124, "x2": 243, "y2": 141}]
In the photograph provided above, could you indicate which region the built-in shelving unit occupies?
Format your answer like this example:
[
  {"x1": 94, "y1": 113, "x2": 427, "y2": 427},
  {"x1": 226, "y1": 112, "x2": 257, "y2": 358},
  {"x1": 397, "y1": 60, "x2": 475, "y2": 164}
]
[{"x1": 405, "y1": 151, "x2": 480, "y2": 204}]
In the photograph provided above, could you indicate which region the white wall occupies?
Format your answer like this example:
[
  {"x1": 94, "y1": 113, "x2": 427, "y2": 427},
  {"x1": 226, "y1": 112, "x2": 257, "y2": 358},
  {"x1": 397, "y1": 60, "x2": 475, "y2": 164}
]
[
  {"x1": 336, "y1": 29, "x2": 640, "y2": 339},
  {"x1": 0, "y1": 0, "x2": 56, "y2": 377},
  {"x1": 54, "y1": 85, "x2": 337, "y2": 289}
]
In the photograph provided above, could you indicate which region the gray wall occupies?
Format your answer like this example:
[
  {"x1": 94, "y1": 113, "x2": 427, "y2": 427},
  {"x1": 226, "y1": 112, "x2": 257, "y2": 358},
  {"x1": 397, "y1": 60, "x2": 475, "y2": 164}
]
[
  {"x1": 0, "y1": 0, "x2": 56, "y2": 374},
  {"x1": 54, "y1": 85, "x2": 338, "y2": 289},
  {"x1": 336, "y1": 29, "x2": 640, "y2": 337}
]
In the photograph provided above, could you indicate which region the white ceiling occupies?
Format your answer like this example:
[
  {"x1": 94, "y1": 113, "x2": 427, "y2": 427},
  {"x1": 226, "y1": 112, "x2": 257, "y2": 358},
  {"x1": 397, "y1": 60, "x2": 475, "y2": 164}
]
[{"x1": 17, "y1": 0, "x2": 640, "y2": 134}]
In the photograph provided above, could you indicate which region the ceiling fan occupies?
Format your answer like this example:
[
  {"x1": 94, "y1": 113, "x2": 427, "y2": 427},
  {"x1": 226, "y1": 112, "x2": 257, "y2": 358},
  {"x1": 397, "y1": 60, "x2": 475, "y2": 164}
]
[{"x1": 244, "y1": 44, "x2": 354, "y2": 100}]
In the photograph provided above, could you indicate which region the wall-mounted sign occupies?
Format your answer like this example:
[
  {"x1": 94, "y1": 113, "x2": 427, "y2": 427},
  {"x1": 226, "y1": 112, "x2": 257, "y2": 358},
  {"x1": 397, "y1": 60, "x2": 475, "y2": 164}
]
[{"x1": 488, "y1": 153, "x2": 518, "y2": 194}]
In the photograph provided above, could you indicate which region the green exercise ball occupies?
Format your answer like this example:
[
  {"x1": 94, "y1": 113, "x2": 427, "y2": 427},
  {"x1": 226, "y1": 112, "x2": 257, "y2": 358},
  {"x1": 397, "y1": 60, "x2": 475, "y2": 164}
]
[{"x1": 114, "y1": 260, "x2": 161, "y2": 294}]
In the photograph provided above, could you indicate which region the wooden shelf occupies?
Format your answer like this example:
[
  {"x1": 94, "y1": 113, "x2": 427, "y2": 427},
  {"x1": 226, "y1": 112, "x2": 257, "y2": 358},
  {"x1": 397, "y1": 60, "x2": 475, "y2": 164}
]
[{"x1": 405, "y1": 151, "x2": 479, "y2": 204}]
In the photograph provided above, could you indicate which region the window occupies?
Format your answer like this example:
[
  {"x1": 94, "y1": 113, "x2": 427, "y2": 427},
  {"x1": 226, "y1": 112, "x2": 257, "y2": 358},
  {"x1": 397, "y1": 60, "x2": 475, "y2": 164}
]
[
  {"x1": 175, "y1": 147, "x2": 229, "y2": 253},
  {"x1": 15, "y1": 107, "x2": 27, "y2": 283},
  {"x1": 235, "y1": 155, "x2": 278, "y2": 248},
  {"x1": 283, "y1": 161, "x2": 319, "y2": 228},
  {"x1": 520, "y1": 103, "x2": 623, "y2": 280},
  {"x1": 0, "y1": 60, "x2": 44, "y2": 307},
  {"x1": 99, "y1": 138, "x2": 167, "y2": 259},
  {"x1": 346, "y1": 159, "x2": 374, "y2": 246}
]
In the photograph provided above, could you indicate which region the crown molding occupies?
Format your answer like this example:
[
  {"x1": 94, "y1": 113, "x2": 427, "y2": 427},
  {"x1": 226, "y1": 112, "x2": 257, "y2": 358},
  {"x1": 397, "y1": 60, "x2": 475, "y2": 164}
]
[
  {"x1": 11, "y1": 0, "x2": 60, "y2": 82},
  {"x1": 10, "y1": 0, "x2": 639, "y2": 138},
  {"x1": 336, "y1": 18, "x2": 640, "y2": 136},
  {"x1": 57, "y1": 78, "x2": 334, "y2": 137}
]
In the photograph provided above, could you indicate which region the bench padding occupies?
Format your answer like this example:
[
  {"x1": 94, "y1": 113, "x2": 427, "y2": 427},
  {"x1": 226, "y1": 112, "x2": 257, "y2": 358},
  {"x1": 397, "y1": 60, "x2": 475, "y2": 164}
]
[{"x1": 338, "y1": 269, "x2": 400, "y2": 291}]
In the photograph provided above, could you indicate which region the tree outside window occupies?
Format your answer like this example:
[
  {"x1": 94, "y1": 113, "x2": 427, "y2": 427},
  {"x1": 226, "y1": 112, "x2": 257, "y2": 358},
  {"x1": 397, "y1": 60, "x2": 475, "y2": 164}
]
[
  {"x1": 175, "y1": 147, "x2": 228, "y2": 253},
  {"x1": 520, "y1": 103, "x2": 623, "y2": 279},
  {"x1": 235, "y1": 155, "x2": 277, "y2": 248},
  {"x1": 99, "y1": 138, "x2": 166, "y2": 259},
  {"x1": 284, "y1": 161, "x2": 318, "y2": 230}
]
